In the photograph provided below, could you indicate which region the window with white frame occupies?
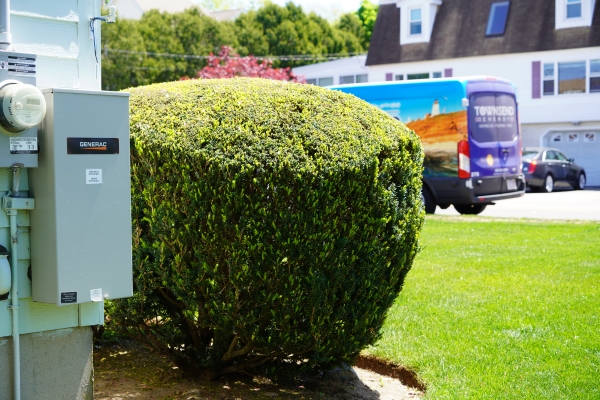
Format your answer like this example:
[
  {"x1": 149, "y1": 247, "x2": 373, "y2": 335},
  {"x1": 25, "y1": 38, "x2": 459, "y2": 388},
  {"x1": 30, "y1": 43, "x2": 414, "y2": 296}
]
[
  {"x1": 432, "y1": 72, "x2": 442, "y2": 78},
  {"x1": 318, "y1": 77, "x2": 334, "y2": 87},
  {"x1": 410, "y1": 8, "x2": 422, "y2": 35},
  {"x1": 558, "y1": 61, "x2": 586, "y2": 94},
  {"x1": 356, "y1": 74, "x2": 368, "y2": 83},
  {"x1": 543, "y1": 63, "x2": 555, "y2": 95},
  {"x1": 541, "y1": 59, "x2": 599, "y2": 95},
  {"x1": 339, "y1": 74, "x2": 368, "y2": 85},
  {"x1": 590, "y1": 60, "x2": 600, "y2": 93},
  {"x1": 555, "y1": 0, "x2": 593, "y2": 29},
  {"x1": 340, "y1": 75, "x2": 355, "y2": 85},
  {"x1": 584, "y1": 132, "x2": 596, "y2": 142},
  {"x1": 568, "y1": 133, "x2": 579, "y2": 142},
  {"x1": 407, "y1": 73, "x2": 430, "y2": 80},
  {"x1": 566, "y1": 0, "x2": 582, "y2": 18},
  {"x1": 395, "y1": 74, "x2": 404, "y2": 81},
  {"x1": 306, "y1": 78, "x2": 317, "y2": 85}
]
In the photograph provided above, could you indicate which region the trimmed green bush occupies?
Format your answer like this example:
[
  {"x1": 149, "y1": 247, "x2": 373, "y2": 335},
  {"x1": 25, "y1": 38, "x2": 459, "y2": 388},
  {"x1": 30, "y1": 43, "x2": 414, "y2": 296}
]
[{"x1": 109, "y1": 78, "x2": 424, "y2": 379}]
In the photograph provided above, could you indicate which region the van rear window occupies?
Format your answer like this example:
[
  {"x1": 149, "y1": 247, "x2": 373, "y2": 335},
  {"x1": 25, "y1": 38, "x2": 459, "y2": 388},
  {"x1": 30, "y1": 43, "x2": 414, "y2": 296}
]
[{"x1": 469, "y1": 93, "x2": 518, "y2": 143}]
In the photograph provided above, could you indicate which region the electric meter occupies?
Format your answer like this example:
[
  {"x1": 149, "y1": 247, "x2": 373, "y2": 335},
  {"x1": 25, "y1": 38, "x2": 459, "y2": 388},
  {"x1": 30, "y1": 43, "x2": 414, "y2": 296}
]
[{"x1": 0, "y1": 79, "x2": 47, "y2": 136}]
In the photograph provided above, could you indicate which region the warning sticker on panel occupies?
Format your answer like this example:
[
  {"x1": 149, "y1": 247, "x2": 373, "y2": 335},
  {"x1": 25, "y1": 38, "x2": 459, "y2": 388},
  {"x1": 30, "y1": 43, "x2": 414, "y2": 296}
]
[
  {"x1": 10, "y1": 137, "x2": 38, "y2": 154},
  {"x1": 86, "y1": 169, "x2": 102, "y2": 184},
  {"x1": 7, "y1": 56, "x2": 36, "y2": 77},
  {"x1": 61, "y1": 292, "x2": 77, "y2": 304},
  {"x1": 90, "y1": 288, "x2": 103, "y2": 302}
]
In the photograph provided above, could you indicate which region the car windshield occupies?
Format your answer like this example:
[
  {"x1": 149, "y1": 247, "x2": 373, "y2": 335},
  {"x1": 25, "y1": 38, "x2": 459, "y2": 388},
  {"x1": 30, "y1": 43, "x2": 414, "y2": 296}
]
[{"x1": 522, "y1": 150, "x2": 540, "y2": 159}]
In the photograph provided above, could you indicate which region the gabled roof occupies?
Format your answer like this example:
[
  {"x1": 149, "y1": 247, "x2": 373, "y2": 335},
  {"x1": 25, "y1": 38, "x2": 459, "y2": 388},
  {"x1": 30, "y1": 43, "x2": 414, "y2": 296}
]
[{"x1": 367, "y1": 0, "x2": 600, "y2": 66}]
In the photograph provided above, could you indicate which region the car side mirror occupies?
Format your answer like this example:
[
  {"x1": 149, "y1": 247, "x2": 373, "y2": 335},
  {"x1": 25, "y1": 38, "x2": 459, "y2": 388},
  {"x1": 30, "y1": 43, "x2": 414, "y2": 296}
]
[{"x1": 568, "y1": 157, "x2": 574, "y2": 163}]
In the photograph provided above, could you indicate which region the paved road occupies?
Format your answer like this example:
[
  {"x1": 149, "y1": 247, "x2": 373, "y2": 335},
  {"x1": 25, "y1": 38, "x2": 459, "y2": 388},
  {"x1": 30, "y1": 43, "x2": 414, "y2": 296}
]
[{"x1": 433, "y1": 185, "x2": 600, "y2": 221}]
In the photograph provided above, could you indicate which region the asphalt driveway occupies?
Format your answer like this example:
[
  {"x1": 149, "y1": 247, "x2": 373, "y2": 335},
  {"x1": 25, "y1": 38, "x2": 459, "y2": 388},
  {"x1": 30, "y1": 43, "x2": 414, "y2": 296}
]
[{"x1": 434, "y1": 185, "x2": 600, "y2": 220}]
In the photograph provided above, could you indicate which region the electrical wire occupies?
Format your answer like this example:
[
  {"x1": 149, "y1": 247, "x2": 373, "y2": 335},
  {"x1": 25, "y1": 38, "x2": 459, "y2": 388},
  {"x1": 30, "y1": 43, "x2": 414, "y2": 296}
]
[
  {"x1": 90, "y1": 17, "x2": 107, "y2": 63},
  {"x1": 102, "y1": 47, "x2": 367, "y2": 62}
]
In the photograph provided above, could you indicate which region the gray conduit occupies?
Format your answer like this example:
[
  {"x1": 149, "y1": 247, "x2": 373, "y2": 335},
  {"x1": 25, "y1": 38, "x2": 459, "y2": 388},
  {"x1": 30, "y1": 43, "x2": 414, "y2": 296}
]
[{"x1": 0, "y1": 0, "x2": 11, "y2": 50}]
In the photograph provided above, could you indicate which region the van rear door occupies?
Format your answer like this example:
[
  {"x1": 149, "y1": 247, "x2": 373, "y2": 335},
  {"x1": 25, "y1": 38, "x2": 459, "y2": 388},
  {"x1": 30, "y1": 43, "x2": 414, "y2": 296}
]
[{"x1": 468, "y1": 91, "x2": 520, "y2": 195}]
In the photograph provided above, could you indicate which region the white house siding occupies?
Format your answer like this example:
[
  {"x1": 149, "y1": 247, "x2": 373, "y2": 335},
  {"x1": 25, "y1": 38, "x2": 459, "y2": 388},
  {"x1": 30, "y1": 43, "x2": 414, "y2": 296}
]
[
  {"x1": 11, "y1": 0, "x2": 102, "y2": 90},
  {"x1": 0, "y1": 0, "x2": 104, "y2": 339}
]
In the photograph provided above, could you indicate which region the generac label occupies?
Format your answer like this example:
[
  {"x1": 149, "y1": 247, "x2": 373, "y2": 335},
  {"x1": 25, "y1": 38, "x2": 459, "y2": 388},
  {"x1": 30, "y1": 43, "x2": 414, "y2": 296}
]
[{"x1": 67, "y1": 137, "x2": 119, "y2": 154}]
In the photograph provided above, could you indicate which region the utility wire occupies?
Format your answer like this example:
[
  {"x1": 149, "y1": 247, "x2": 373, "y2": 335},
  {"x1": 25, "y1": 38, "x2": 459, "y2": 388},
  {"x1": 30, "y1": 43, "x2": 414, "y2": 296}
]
[{"x1": 102, "y1": 47, "x2": 367, "y2": 62}]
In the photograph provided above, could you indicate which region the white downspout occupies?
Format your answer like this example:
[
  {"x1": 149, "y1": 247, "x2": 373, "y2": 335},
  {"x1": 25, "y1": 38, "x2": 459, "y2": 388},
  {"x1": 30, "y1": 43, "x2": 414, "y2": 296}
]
[{"x1": 0, "y1": 0, "x2": 12, "y2": 51}]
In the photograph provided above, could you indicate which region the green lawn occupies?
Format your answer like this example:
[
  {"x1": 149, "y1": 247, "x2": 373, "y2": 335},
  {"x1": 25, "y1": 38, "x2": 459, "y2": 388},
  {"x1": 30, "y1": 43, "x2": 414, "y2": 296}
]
[{"x1": 366, "y1": 216, "x2": 600, "y2": 399}]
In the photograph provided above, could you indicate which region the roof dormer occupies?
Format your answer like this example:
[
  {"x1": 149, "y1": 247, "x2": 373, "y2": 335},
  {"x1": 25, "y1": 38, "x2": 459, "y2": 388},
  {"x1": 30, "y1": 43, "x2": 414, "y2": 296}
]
[
  {"x1": 392, "y1": 0, "x2": 442, "y2": 45},
  {"x1": 555, "y1": 0, "x2": 597, "y2": 29}
]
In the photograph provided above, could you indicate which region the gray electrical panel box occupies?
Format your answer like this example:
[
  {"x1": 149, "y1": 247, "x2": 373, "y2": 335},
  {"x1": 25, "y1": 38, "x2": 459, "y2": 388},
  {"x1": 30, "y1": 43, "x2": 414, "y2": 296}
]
[
  {"x1": 0, "y1": 50, "x2": 39, "y2": 168},
  {"x1": 29, "y1": 88, "x2": 132, "y2": 305}
]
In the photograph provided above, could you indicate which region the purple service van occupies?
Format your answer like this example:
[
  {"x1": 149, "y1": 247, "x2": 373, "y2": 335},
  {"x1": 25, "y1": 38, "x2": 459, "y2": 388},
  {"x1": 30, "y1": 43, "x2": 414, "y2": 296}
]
[{"x1": 331, "y1": 76, "x2": 526, "y2": 214}]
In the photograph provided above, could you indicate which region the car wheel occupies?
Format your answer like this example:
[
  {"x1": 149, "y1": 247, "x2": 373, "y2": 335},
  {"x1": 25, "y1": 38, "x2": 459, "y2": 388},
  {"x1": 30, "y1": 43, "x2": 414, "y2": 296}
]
[
  {"x1": 542, "y1": 174, "x2": 554, "y2": 193},
  {"x1": 421, "y1": 186, "x2": 436, "y2": 214},
  {"x1": 575, "y1": 173, "x2": 586, "y2": 190},
  {"x1": 453, "y1": 204, "x2": 487, "y2": 215}
]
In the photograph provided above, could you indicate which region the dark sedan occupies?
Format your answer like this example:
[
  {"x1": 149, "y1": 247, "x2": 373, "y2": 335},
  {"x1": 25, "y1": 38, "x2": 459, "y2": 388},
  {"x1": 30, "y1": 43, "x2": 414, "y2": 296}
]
[{"x1": 522, "y1": 147, "x2": 586, "y2": 192}]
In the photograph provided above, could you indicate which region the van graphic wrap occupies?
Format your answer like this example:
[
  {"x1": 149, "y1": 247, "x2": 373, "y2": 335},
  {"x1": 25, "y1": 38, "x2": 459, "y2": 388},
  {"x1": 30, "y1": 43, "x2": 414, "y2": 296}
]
[
  {"x1": 468, "y1": 93, "x2": 519, "y2": 177},
  {"x1": 406, "y1": 111, "x2": 467, "y2": 177},
  {"x1": 329, "y1": 77, "x2": 525, "y2": 212},
  {"x1": 372, "y1": 94, "x2": 467, "y2": 177}
]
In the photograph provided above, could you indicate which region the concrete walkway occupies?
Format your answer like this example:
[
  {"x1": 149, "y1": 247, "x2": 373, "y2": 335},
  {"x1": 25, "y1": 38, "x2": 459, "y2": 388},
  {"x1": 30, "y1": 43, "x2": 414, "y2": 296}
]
[{"x1": 434, "y1": 186, "x2": 600, "y2": 221}]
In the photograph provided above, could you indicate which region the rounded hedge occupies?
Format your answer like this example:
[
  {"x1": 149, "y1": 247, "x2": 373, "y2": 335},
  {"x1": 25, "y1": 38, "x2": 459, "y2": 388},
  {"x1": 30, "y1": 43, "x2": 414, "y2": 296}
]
[{"x1": 109, "y1": 78, "x2": 424, "y2": 379}]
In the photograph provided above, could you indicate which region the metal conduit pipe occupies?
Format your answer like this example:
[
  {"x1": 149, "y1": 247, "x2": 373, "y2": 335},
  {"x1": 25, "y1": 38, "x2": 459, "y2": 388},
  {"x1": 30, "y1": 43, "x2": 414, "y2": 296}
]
[
  {"x1": 0, "y1": 0, "x2": 12, "y2": 50},
  {"x1": 8, "y1": 207, "x2": 19, "y2": 400},
  {"x1": 4, "y1": 162, "x2": 24, "y2": 400}
]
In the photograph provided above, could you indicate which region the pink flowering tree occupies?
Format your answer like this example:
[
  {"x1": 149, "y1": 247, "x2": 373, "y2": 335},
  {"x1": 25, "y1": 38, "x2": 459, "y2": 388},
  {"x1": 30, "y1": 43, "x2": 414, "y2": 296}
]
[{"x1": 185, "y1": 46, "x2": 305, "y2": 83}]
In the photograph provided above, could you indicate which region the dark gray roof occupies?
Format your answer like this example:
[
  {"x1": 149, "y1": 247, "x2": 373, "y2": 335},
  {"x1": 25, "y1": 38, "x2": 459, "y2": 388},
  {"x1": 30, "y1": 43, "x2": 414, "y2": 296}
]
[{"x1": 366, "y1": 0, "x2": 600, "y2": 66}]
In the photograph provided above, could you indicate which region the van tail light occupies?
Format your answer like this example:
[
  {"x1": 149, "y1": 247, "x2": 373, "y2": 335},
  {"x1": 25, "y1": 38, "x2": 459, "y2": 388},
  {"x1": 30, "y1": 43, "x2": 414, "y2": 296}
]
[
  {"x1": 528, "y1": 160, "x2": 537, "y2": 174},
  {"x1": 458, "y1": 140, "x2": 470, "y2": 179}
]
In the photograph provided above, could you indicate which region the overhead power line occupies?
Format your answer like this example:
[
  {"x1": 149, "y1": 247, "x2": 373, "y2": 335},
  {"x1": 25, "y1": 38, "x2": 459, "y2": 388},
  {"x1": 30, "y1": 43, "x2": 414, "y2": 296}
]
[{"x1": 102, "y1": 47, "x2": 367, "y2": 62}]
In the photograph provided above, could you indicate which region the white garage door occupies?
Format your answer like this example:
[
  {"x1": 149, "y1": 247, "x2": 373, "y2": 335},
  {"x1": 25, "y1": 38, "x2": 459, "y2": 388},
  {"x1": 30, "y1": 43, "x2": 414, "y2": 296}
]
[{"x1": 544, "y1": 131, "x2": 600, "y2": 187}]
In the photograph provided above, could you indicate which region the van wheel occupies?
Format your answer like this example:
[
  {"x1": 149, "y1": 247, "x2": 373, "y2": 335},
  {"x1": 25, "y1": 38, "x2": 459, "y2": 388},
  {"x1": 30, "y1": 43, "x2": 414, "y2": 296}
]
[
  {"x1": 453, "y1": 204, "x2": 487, "y2": 215},
  {"x1": 421, "y1": 186, "x2": 436, "y2": 214},
  {"x1": 542, "y1": 174, "x2": 554, "y2": 193}
]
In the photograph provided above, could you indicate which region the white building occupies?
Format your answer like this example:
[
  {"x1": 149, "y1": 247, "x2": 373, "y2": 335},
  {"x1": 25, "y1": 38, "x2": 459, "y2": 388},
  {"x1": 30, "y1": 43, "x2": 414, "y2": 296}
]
[
  {"x1": 293, "y1": 55, "x2": 369, "y2": 87},
  {"x1": 295, "y1": 0, "x2": 600, "y2": 186}
]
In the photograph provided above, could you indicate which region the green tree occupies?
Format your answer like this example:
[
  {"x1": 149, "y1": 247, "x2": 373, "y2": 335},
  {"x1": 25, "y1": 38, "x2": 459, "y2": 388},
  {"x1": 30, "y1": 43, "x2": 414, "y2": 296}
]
[
  {"x1": 102, "y1": 8, "x2": 238, "y2": 89},
  {"x1": 236, "y1": 3, "x2": 365, "y2": 68},
  {"x1": 232, "y1": 11, "x2": 269, "y2": 56},
  {"x1": 336, "y1": 13, "x2": 365, "y2": 47},
  {"x1": 356, "y1": 0, "x2": 378, "y2": 47},
  {"x1": 101, "y1": 19, "x2": 148, "y2": 90},
  {"x1": 101, "y1": 2, "x2": 367, "y2": 89}
]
